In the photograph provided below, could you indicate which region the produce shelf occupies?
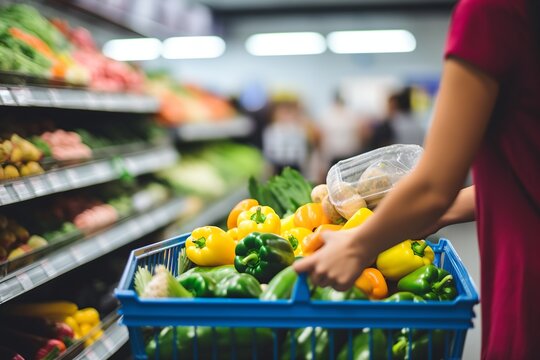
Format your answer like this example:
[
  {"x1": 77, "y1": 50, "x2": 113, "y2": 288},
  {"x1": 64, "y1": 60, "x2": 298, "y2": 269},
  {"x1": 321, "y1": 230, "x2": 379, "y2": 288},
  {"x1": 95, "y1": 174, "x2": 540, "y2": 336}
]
[
  {"x1": 0, "y1": 85, "x2": 159, "y2": 113},
  {"x1": 177, "y1": 186, "x2": 249, "y2": 232},
  {"x1": 0, "y1": 197, "x2": 189, "y2": 304},
  {"x1": 175, "y1": 116, "x2": 254, "y2": 141},
  {"x1": 0, "y1": 144, "x2": 178, "y2": 207},
  {"x1": 72, "y1": 319, "x2": 128, "y2": 360}
]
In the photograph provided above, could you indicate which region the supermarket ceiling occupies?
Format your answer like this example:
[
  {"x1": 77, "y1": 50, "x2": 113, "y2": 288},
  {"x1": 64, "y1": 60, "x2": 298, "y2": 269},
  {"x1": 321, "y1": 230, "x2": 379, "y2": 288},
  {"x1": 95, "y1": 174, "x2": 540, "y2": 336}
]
[{"x1": 194, "y1": 0, "x2": 457, "y2": 13}]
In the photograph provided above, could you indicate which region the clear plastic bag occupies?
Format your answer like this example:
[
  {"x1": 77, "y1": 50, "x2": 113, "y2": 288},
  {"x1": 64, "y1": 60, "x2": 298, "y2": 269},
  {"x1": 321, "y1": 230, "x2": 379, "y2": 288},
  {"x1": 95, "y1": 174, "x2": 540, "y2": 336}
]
[{"x1": 326, "y1": 144, "x2": 423, "y2": 217}]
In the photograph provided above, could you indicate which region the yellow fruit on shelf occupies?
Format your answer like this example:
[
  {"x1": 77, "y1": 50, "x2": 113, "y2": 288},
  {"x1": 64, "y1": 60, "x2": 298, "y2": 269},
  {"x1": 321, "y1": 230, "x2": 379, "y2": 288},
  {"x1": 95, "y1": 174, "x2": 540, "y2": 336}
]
[
  {"x1": 74, "y1": 307, "x2": 100, "y2": 325},
  {"x1": 6, "y1": 301, "x2": 78, "y2": 318},
  {"x1": 92, "y1": 329, "x2": 104, "y2": 341},
  {"x1": 79, "y1": 323, "x2": 93, "y2": 337},
  {"x1": 3, "y1": 165, "x2": 20, "y2": 179},
  {"x1": 64, "y1": 316, "x2": 81, "y2": 337}
]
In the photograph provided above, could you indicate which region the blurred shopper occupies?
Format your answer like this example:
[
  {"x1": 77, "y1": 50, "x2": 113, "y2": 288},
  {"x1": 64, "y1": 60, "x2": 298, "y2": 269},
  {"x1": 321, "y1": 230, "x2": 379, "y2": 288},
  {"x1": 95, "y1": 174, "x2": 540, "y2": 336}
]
[
  {"x1": 318, "y1": 90, "x2": 363, "y2": 171},
  {"x1": 295, "y1": 0, "x2": 540, "y2": 358},
  {"x1": 263, "y1": 98, "x2": 314, "y2": 174},
  {"x1": 365, "y1": 87, "x2": 424, "y2": 150}
]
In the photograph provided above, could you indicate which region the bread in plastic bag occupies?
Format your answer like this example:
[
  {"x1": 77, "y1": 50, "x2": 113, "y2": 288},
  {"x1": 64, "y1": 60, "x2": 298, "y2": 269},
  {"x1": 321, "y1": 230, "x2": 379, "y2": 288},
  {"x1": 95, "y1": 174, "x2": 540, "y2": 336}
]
[{"x1": 326, "y1": 144, "x2": 423, "y2": 216}]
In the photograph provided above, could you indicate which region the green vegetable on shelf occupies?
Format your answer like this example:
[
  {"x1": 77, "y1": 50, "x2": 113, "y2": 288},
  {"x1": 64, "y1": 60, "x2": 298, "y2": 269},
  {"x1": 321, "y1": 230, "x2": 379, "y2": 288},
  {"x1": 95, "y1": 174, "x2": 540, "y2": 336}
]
[
  {"x1": 234, "y1": 232, "x2": 295, "y2": 283},
  {"x1": 397, "y1": 264, "x2": 458, "y2": 301},
  {"x1": 249, "y1": 167, "x2": 313, "y2": 217}
]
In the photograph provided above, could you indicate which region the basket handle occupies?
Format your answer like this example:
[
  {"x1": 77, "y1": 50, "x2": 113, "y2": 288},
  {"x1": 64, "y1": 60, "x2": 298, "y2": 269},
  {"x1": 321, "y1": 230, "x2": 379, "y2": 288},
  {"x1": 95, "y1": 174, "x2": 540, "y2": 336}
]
[{"x1": 291, "y1": 273, "x2": 312, "y2": 303}]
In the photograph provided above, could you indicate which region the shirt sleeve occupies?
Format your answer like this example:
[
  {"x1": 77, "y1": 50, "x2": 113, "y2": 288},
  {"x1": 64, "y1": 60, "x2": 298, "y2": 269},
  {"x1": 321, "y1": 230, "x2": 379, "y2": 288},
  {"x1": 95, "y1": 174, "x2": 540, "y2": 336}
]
[{"x1": 444, "y1": 0, "x2": 523, "y2": 80}]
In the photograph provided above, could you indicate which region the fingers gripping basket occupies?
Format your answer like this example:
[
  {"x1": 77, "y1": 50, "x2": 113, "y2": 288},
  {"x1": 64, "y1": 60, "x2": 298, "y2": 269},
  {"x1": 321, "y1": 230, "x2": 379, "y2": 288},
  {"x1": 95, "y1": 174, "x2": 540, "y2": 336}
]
[{"x1": 116, "y1": 235, "x2": 478, "y2": 360}]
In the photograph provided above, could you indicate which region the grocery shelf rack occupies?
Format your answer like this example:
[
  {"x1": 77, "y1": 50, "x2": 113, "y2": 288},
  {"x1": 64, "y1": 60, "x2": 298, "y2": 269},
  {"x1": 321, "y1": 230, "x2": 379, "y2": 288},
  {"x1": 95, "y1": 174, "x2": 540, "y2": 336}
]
[
  {"x1": 0, "y1": 196, "x2": 190, "y2": 304},
  {"x1": 72, "y1": 318, "x2": 129, "y2": 360},
  {"x1": 0, "y1": 144, "x2": 178, "y2": 206},
  {"x1": 175, "y1": 116, "x2": 255, "y2": 141},
  {"x1": 0, "y1": 84, "x2": 159, "y2": 113}
]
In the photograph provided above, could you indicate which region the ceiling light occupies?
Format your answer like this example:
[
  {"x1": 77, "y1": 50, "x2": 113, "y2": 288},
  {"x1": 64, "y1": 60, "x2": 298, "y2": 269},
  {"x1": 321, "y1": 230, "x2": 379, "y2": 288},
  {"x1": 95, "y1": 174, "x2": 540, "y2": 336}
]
[
  {"x1": 103, "y1": 38, "x2": 162, "y2": 61},
  {"x1": 245, "y1": 32, "x2": 326, "y2": 56},
  {"x1": 162, "y1": 36, "x2": 226, "y2": 59},
  {"x1": 327, "y1": 30, "x2": 416, "y2": 54}
]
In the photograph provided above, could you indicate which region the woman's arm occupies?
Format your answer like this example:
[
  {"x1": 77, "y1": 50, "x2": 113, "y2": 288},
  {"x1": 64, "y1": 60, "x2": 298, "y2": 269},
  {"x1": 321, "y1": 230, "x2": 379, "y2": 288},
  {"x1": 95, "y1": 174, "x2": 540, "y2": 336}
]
[
  {"x1": 294, "y1": 59, "x2": 498, "y2": 290},
  {"x1": 418, "y1": 185, "x2": 476, "y2": 238}
]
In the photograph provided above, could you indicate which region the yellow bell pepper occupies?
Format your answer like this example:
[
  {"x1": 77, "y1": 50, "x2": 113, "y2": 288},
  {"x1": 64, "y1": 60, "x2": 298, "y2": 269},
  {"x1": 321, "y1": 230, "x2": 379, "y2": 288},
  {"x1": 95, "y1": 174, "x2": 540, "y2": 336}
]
[
  {"x1": 227, "y1": 199, "x2": 259, "y2": 229},
  {"x1": 376, "y1": 239, "x2": 435, "y2": 281},
  {"x1": 280, "y1": 214, "x2": 296, "y2": 233},
  {"x1": 186, "y1": 226, "x2": 236, "y2": 266},
  {"x1": 227, "y1": 227, "x2": 240, "y2": 242},
  {"x1": 342, "y1": 208, "x2": 373, "y2": 230},
  {"x1": 237, "y1": 206, "x2": 281, "y2": 239},
  {"x1": 294, "y1": 203, "x2": 330, "y2": 231},
  {"x1": 281, "y1": 227, "x2": 311, "y2": 256}
]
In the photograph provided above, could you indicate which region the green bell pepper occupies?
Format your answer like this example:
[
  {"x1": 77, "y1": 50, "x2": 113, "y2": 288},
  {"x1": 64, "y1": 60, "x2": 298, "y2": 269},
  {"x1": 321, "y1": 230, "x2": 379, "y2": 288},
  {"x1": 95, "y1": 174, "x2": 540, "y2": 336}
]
[
  {"x1": 392, "y1": 329, "x2": 447, "y2": 360},
  {"x1": 281, "y1": 327, "x2": 330, "y2": 360},
  {"x1": 214, "y1": 272, "x2": 262, "y2": 298},
  {"x1": 235, "y1": 232, "x2": 295, "y2": 283},
  {"x1": 260, "y1": 266, "x2": 298, "y2": 300},
  {"x1": 146, "y1": 326, "x2": 274, "y2": 359},
  {"x1": 337, "y1": 329, "x2": 386, "y2": 360},
  {"x1": 179, "y1": 272, "x2": 216, "y2": 298},
  {"x1": 178, "y1": 265, "x2": 237, "y2": 283},
  {"x1": 312, "y1": 287, "x2": 368, "y2": 301},
  {"x1": 397, "y1": 265, "x2": 458, "y2": 301},
  {"x1": 382, "y1": 292, "x2": 426, "y2": 303}
]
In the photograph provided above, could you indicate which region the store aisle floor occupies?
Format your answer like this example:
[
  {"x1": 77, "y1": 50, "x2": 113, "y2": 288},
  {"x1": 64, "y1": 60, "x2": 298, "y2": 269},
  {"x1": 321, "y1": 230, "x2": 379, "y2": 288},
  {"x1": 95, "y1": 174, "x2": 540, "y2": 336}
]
[{"x1": 437, "y1": 222, "x2": 481, "y2": 360}]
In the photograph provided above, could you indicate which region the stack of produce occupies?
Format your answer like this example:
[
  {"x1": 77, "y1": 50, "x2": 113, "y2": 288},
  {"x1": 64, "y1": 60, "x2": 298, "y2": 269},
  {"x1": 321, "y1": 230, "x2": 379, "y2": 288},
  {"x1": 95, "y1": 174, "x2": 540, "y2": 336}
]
[
  {"x1": 0, "y1": 134, "x2": 44, "y2": 180},
  {"x1": 52, "y1": 20, "x2": 145, "y2": 93},
  {"x1": 134, "y1": 168, "x2": 458, "y2": 359},
  {"x1": 0, "y1": 4, "x2": 145, "y2": 91},
  {"x1": 0, "y1": 301, "x2": 102, "y2": 359},
  {"x1": 39, "y1": 130, "x2": 92, "y2": 161},
  {"x1": 145, "y1": 73, "x2": 236, "y2": 125},
  {"x1": 157, "y1": 142, "x2": 263, "y2": 198},
  {"x1": 0, "y1": 215, "x2": 47, "y2": 262},
  {"x1": 0, "y1": 4, "x2": 89, "y2": 84}
]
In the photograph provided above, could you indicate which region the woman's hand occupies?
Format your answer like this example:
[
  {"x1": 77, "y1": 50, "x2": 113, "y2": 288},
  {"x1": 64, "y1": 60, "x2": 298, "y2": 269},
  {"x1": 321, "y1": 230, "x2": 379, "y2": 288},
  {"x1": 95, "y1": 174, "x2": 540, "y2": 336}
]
[{"x1": 293, "y1": 229, "x2": 378, "y2": 291}]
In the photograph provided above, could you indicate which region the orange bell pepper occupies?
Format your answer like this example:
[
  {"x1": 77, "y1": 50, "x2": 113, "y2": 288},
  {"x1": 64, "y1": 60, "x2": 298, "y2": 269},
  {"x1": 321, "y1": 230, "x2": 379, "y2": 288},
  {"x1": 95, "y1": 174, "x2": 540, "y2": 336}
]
[
  {"x1": 227, "y1": 199, "x2": 258, "y2": 229},
  {"x1": 301, "y1": 224, "x2": 342, "y2": 255},
  {"x1": 294, "y1": 203, "x2": 330, "y2": 231},
  {"x1": 355, "y1": 268, "x2": 388, "y2": 300}
]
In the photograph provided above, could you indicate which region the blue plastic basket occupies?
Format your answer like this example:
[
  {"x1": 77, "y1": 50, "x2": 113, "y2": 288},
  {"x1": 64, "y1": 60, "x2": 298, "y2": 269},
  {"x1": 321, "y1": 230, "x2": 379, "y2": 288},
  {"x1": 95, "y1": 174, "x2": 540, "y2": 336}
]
[{"x1": 116, "y1": 235, "x2": 478, "y2": 360}]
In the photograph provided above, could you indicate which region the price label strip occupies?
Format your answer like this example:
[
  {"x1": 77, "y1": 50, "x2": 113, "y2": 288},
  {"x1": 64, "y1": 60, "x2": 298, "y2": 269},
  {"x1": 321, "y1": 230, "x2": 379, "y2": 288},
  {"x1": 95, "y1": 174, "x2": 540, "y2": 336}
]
[
  {"x1": 16, "y1": 272, "x2": 34, "y2": 291},
  {"x1": 12, "y1": 181, "x2": 33, "y2": 201},
  {"x1": 0, "y1": 88, "x2": 15, "y2": 105},
  {"x1": 40, "y1": 259, "x2": 57, "y2": 278},
  {"x1": 70, "y1": 246, "x2": 86, "y2": 264},
  {"x1": 0, "y1": 185, "x2": 12, "y2": 205},
  {"x1": 84, "y1": 350, "x2": 100, "y2": 360},
  {"x1": 47, "y1": 171, "x2": 68, "y2": 191},
  {"x1": 29, "y1": 176, "x2": 50, "y2": 196}
]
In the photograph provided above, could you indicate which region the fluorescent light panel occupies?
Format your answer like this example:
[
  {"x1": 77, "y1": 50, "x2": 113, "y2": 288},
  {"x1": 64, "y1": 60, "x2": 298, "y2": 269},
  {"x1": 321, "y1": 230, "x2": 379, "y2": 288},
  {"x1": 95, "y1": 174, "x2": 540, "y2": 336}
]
[
  {"x1": 163, "y1": 36, "x2": 226, "y2": 59},
  {"x1": 103, "y1": 38, "x2": 161, "y2": 61},
  {"x1": 327, "y1": 30, "x2": 416, "y2": 54},
  {"x1": 246, "y1": 32, "x2": 326, "y2": 56}
]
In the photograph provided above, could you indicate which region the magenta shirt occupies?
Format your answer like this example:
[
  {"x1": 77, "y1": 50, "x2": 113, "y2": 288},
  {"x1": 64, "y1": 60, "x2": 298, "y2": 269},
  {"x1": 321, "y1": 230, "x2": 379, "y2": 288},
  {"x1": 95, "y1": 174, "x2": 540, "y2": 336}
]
[{"x1": 445, "y1": 0, "x2": 540, "y2": 358}]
